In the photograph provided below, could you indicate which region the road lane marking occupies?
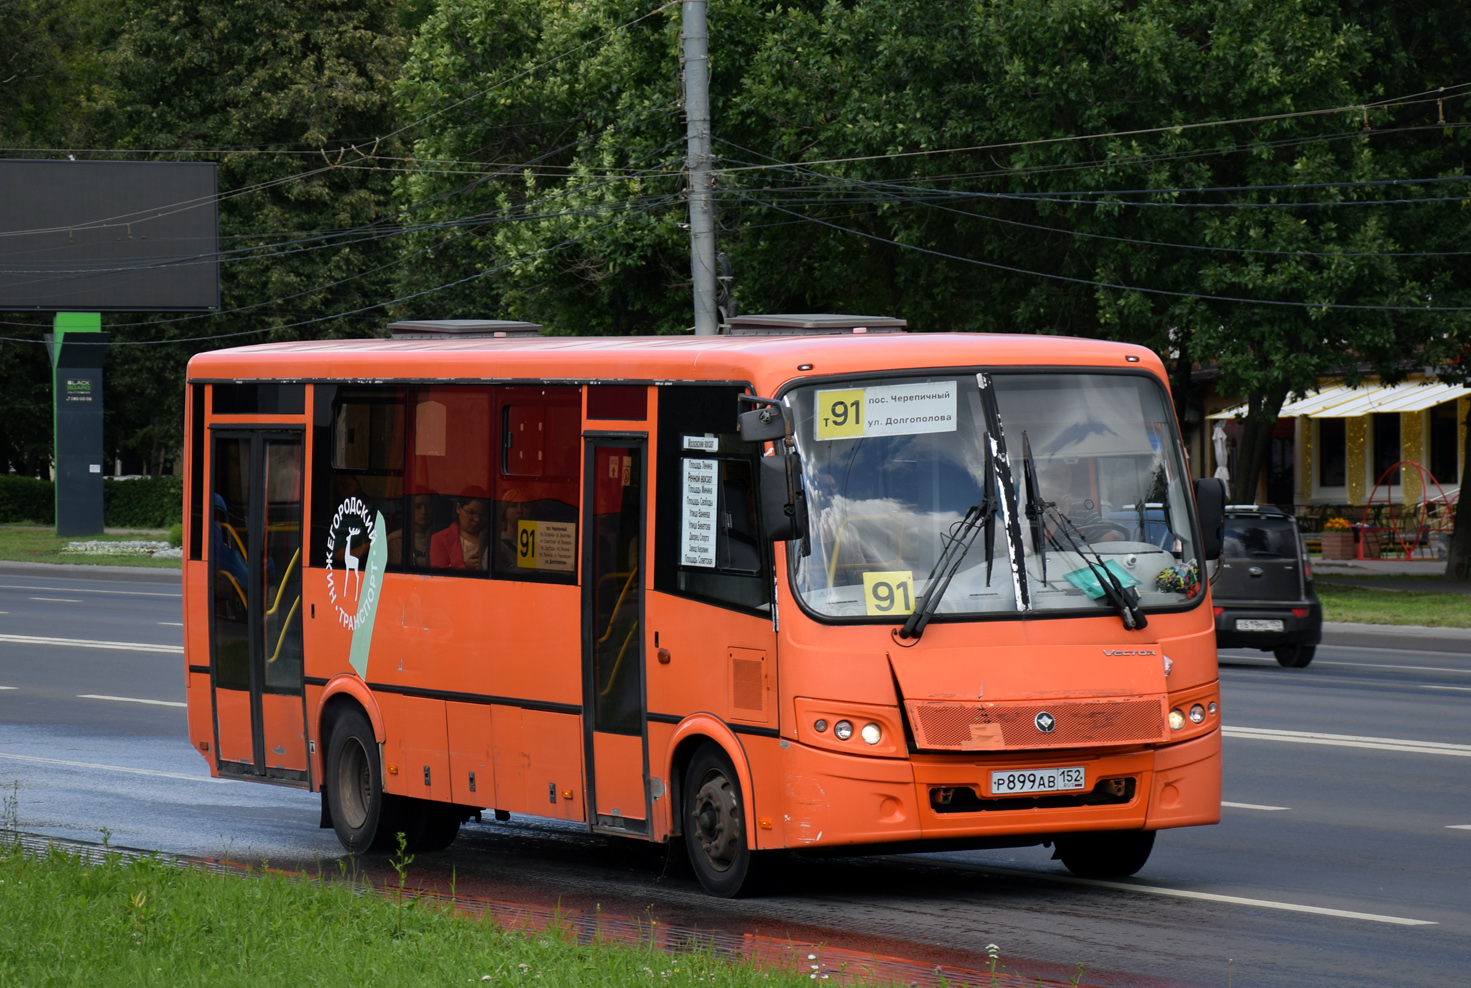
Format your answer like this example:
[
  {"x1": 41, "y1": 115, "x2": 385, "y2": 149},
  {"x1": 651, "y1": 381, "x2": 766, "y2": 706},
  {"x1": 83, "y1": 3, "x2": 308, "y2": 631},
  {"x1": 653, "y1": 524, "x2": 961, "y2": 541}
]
[
  {"x1": 1224, "y1": 726, "x2": 1471, "y2": 757},
  {"x1": 1222, "y1": 801, "x2": 1290, "y2": 811},
  {"x1": 1319, "y1": 660, "x2": 1471, "y2": 675},
  {"x1": 28, "y1": 597, "x2": 81, "y2": 603},
  {"x1": 1420, "y1": 685, "x2": 1471, "y2": 692},
  {"x1": 0, "y1": 686, "x2": 16, "y2": 690},
  {"x1": 0, "y1": 751, "x2": 226, "y2": 784},
  {"x1": 907, "y1": 859, "x2": 1435, "y2": 926},
  {"x1": 78, "y1": 694, "x2": 186, "y2": 708},
  {"x1": 1448, "y1": 825, "x2": 1471, "y2": 831},
  {"x1": 0, "y1": 584, "x2": 180, "y2": 598},
  {"x1": 0, "y1": 633, "x2": 182, "y2": 654},
  {"x1": 158, "y1": 621, "x2": 183, "y2": 627}
]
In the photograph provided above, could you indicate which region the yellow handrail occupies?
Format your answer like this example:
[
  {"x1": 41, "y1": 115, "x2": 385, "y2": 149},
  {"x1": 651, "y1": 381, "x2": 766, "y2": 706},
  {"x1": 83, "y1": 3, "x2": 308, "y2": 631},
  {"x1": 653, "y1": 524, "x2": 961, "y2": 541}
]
[
  {"x1": 218, "y1": 569, "x2": 247, "y2": 609},
  {"x1": 266, "y1": 596, "x2": 301, "y2": 665},
  {"x1": 265, "y1": 548, "x2": 300, "y2": 617},
  {"x1": 593, "y1": 568, "x2": 637, "y2": 646},
  {"x1": 597, "y1": 620, "x2": 640, "y2": 697}
]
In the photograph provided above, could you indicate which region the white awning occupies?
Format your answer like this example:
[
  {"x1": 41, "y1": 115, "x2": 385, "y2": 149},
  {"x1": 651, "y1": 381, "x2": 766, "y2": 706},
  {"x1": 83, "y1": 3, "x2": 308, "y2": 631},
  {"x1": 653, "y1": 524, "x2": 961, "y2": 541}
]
[{"x1": 1208, "y1": 382, "x2": 1468, "y2": 420}]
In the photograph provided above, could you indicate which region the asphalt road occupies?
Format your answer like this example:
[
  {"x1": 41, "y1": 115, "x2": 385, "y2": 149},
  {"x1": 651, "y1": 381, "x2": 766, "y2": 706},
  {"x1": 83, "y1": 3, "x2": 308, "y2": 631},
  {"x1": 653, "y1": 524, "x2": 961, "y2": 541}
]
[{"x1": 1, "y1": 563, "x2": 1467, "y2": 988}]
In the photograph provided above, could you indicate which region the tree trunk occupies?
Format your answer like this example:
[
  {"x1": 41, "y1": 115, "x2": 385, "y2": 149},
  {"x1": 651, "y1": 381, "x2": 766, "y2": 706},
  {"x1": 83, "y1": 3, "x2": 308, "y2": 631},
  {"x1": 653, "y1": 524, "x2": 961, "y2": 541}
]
[
  {"x1": 1445, "y1": 405, "x2": 1471, "y2": 583},
  {"x1": 1230, "y1": 384, "x2": 1289, "y2": 506}
]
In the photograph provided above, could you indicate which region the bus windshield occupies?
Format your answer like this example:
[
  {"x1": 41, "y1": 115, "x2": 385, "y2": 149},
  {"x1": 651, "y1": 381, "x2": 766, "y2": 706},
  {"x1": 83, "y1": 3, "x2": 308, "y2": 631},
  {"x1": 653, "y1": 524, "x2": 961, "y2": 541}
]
[{"x1": 790, "y1": 371, "x2": 1202, "y2": 621}]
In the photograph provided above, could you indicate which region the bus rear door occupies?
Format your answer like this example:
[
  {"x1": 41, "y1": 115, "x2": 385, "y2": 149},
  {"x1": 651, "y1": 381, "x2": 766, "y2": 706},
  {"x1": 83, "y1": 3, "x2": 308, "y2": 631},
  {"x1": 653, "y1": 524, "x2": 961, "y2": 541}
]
[{"x1": 209, "y1": 430, "x2": 308, "y2": 784}]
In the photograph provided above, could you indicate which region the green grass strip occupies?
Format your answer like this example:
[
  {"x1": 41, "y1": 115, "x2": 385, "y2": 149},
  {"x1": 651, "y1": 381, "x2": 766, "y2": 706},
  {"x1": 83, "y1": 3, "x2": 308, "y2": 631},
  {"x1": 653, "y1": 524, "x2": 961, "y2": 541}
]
[
  {"x1": 0, "y1": 840, "x2": 815, "y2": 988},
  {"x1": 1316, "y1": 583, "x2": 1471, "y2": 628},
  {"x1": 0, "y1": 526, "x2": 180, "y2": 569}
]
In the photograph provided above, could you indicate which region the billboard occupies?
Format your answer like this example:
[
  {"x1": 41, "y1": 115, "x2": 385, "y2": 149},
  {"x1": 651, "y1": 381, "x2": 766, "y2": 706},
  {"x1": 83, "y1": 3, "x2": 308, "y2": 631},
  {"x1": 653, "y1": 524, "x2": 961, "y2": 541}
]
[{"x1": 0, "y1": 159, "x2": 219, "y2": 311}]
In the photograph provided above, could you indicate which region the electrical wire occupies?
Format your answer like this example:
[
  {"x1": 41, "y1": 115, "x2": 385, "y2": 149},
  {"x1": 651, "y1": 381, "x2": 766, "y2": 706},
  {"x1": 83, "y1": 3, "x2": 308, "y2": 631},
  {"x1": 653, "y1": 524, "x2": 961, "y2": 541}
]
[{"x1": 725, "y1": 189, "x2": 1471, "y2": 313}]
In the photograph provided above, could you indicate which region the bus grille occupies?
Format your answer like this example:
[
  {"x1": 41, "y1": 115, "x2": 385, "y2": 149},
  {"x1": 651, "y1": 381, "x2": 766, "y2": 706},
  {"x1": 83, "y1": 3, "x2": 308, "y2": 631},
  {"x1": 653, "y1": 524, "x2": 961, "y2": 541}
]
[{"x1": 904, "y1": 697, "x2": 1167, "y2": 751}]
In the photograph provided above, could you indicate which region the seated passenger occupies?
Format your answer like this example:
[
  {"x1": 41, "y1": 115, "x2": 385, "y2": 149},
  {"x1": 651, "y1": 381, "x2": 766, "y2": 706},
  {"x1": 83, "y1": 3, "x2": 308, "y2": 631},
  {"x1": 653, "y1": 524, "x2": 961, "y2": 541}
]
[
  {"x1": 494, "y1": 488, "x2": 532, "y2": 573},
  {"x1": 387, "y1": 494, "x2": 434, "y2": 568},
  {"x1": 430, "y1": 489, "x2": 490, "y2": 570}
]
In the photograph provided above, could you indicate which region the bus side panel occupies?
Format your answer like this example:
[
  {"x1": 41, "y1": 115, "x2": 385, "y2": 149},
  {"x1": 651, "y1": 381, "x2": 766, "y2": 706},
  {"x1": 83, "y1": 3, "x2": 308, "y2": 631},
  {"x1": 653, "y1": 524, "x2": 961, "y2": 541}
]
[
  {"x1": 644, "y1": 592, "x2": 776, "y2": 728},
  {"x1": 259, "y1": 693, "x2": 308, "y2": 774},
  {"x1": 477, "y1": 582, "x2": 582, "y2": 705},
  {"x1": 646, "y1": 720, "x2": 675, "y2": 841},
  {"x1": 214, "y1": 689, "x2": 253, "y2": 765},
  {"x1": 492, "y1": 706, "x2": 586, "y2": 823},
  {"x1": 184, "y1": 559, "x2": 214, "y2": 770},
  {"x1": 446, "y1": 700, "x2": 493, "y2": 807},
  {"x1": 379, "y1": 692, "x2": 453, "y2": 802},
  {"x1": 186, "y1": 670, "x2": 214, "y2": 772},
  {"x1": 738, "y1": 733, "x2": 792, "y2": 850}
]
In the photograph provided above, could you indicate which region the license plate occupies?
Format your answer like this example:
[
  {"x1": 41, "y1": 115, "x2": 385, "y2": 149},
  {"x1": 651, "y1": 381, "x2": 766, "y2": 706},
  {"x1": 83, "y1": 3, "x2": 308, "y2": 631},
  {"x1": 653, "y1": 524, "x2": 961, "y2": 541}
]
[
  {"x1": 990, "y1": 766, "x2": 1085, "y2": 796},
  {"x1": 1236, "y1": 618, "x2": 1284, "y2": 632}
]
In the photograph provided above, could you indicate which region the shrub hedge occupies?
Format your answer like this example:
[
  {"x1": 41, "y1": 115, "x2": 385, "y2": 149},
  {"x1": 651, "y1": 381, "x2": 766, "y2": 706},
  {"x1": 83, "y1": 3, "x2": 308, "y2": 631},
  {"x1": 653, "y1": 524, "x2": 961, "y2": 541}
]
[{"x1": 0, "y1": 474, "x2": 184, "y2": 527}]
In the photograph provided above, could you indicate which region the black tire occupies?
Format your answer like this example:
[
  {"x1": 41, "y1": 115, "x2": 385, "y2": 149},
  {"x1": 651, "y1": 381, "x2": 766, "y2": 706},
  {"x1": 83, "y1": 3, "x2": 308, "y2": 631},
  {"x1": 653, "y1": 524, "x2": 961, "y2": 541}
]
[
  {"x1": 324, "y1": 708, "x2": 411, "y2": 854},
  {"x1": 1054, "y1": 830, "x2": 1156, "y2": 878},
  {"x1": 683, "y1": 743, "x2": 764, "y2": 897},
  {"x1": 1274, "y1": 645, "x2": 1316, "y2": 668}
]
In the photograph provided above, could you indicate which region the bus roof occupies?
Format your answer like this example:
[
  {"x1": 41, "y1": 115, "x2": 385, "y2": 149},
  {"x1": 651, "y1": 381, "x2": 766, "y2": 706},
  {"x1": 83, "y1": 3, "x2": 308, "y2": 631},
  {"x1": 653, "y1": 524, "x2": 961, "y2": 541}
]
[{"x1": 187, "y1": 332, "x2": 1166, "y2": 391}]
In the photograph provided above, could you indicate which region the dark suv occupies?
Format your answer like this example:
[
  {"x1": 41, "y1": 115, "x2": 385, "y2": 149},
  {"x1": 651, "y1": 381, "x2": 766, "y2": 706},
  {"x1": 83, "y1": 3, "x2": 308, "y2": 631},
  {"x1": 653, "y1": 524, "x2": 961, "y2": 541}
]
[{"x1": 1212, "y1": 505, "x2": 1322, "y2": 667}]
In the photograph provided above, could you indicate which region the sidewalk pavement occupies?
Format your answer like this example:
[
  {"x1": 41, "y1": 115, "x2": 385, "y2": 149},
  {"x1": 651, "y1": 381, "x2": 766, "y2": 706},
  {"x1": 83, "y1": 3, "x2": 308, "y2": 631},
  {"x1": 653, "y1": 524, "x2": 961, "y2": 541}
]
[{"x1": 1309, "y1": 555, "x2": 1471, "y2": 595}]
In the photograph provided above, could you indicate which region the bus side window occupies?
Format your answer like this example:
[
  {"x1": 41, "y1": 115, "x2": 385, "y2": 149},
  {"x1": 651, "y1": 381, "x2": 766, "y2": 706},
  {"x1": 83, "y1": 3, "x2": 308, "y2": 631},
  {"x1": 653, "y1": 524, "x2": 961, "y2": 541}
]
[
  {"x1": 312, "y1": 386, "x2": 406, "y2": 573},
  {"x1": 653, "y1": 385, "x2": 771, "y2": 614},
  {"x1": 409, "y1": 386, "x2": 494, "y2": 574},
  {"x1": 492, "y1": 387, "x2": 580, "y2": 583}
]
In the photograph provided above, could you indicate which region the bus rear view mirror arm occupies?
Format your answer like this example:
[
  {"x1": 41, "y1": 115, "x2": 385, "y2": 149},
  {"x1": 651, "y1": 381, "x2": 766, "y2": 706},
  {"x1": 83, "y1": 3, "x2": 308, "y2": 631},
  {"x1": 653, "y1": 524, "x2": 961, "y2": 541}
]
[{"x1": 1193, "y1": 477, "x2": 1226, "y2": 561}]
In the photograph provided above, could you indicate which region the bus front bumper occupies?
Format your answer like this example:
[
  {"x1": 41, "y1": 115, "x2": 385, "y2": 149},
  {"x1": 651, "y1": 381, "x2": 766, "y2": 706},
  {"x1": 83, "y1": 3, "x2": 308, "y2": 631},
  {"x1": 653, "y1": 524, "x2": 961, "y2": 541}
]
[{"x1": 774, "y1": 729, "x2": 1220, "y2": 851}]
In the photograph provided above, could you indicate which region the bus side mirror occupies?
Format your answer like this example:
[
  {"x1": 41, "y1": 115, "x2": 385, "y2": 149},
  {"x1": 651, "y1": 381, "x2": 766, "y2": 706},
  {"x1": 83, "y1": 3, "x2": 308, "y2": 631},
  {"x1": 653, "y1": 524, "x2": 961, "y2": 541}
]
[
  {"x1": 737, "y1": 406, "x2": 787, "y2": 442},
  {"x1": 1193, "y1": 477, "x2": 1226, "y2": 560},
  {"x1": 759, "y1": 454, "x2": 809, "y2": 544}
]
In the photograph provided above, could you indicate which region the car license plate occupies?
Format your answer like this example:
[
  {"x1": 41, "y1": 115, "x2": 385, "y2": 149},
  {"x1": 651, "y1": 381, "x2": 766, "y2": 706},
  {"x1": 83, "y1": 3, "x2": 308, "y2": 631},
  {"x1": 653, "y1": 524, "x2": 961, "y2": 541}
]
[
  {"x1": 1236, "y1": 618, "x2": 1285, "y2": 632},
  {"x1": 990, "y1": 767, "x2": 1085, "y2": 796}
]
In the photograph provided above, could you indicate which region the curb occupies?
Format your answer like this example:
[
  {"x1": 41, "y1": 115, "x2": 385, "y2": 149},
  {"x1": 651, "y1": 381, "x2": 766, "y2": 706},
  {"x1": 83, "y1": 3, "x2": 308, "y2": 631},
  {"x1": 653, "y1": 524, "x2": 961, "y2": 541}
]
[
  {"x1": 0, "y1": 560, "x2": 182, "y2": 584},
  {"x1": 1321, "y1": 620, "x2": 1471, "y2": 641}
]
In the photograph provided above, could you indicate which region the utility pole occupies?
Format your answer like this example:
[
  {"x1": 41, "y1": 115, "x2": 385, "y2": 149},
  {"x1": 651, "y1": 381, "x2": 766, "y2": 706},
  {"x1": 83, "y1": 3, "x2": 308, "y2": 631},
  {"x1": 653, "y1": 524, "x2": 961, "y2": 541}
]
[{"x1": 682, "y1": 0, "x2": 719, "y2": 335}]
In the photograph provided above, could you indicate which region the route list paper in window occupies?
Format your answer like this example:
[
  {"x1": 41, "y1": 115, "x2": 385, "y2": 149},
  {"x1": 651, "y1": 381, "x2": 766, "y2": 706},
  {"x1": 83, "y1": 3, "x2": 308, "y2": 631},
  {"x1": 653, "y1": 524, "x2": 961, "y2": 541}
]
[{"x1": 680, "y1": 458, "x2": 718, "y2": 568}]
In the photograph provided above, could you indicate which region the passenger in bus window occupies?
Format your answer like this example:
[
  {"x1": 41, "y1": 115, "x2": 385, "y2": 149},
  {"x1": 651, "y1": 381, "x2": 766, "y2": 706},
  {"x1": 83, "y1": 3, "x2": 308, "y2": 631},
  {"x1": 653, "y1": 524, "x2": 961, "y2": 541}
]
[
  {"x1": 430, "y1": 490, "x2": 490, "y2": 570},
  {"x1": 388, "y1": 494, "x2": 434, "y2": 568},
  {"x1": 493, "y1": 489, "x2": 529, "y2": 572}
]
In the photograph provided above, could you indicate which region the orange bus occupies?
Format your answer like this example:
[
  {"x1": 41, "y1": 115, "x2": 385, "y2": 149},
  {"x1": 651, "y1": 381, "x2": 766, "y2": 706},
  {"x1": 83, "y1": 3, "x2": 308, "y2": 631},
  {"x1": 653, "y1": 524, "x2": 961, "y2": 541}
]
[{"x1": 181, "y1": 315, "x2": 1226, "y2": 896}]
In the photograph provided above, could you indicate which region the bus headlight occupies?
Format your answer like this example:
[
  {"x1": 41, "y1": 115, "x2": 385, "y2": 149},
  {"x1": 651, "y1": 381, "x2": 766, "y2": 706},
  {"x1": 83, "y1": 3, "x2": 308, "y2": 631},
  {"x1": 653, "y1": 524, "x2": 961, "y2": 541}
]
[
  {"x1": 861, "y1": 723, "x2": 882, "y2": 745},
  {"x1": 1168, "y1": 708, "x2": 1185, "y2": 731},
  {"x1": 1189, "y1": 704, "x2": 1206, "y2": 724},
  {"x1": 833, "y1": 720, "x2": 854, "y2": 741}
]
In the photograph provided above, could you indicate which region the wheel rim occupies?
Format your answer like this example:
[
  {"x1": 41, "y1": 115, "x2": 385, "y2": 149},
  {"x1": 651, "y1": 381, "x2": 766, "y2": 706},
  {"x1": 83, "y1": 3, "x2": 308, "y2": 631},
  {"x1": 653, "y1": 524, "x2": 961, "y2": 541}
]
[
  {"x1": 690, "y1": 769, "x2": 741, "y2": 873},
  {"x1": 336, "y1": 737, "x2": 370, "y2": 830}
]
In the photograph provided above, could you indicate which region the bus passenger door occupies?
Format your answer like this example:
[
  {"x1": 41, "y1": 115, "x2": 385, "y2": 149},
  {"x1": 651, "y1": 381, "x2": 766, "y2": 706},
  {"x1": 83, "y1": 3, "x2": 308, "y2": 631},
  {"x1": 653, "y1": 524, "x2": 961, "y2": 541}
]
[
  {"x1": 581, "y1": 441, "x2": 649, "y2": 834},
  {"x1": 209, "y1": 431, "x2": 309, "y2": 785}
]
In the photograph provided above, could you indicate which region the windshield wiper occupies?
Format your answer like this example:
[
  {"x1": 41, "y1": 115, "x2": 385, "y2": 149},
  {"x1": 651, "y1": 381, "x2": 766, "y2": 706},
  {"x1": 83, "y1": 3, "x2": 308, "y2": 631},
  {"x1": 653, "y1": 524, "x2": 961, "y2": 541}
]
[
  {"x1": 1018, "y1": 430, "x2": 1146, "y2": 631},
  {"x1": 1020, "y1": 432, "x2": 1048, "y2": 585},
  {"x1": 898, "y1": 445, "x2": 998, "y2": 641},
  {"x1": 1044, "y1": 505, "x2": 1148, "y2": 631}
]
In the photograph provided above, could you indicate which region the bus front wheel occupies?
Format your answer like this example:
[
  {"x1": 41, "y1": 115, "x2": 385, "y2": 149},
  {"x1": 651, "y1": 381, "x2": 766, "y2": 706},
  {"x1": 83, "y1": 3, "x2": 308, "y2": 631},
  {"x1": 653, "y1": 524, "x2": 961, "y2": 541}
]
[
  {"x1": 1054, "y1": 830, "x2": 1155, "y2": 878},
  {"x1": 683, "y1": 744, "x2": 763, "y2": 897},
  {"x1": 325, "y1": 708, "x2": 405, "y2": 855}
]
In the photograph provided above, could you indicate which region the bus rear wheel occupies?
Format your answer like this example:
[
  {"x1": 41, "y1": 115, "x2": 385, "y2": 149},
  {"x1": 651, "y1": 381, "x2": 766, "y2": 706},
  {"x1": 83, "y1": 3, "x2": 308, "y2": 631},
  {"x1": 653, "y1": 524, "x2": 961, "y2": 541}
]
[
  {"x1": 325, "y1": 708, "x2": 406, "y2": 855},
  {"x1": 1054, "y1": 830, "x2": 1155, "y2": 878},
  {"x1": 683, "y1": 744, "x2": 763, "y2": 897}
]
